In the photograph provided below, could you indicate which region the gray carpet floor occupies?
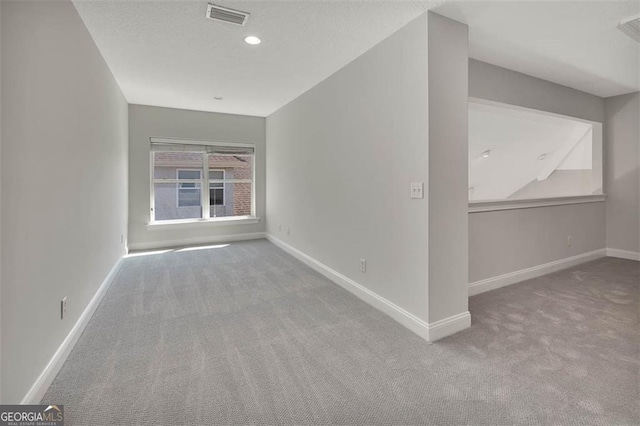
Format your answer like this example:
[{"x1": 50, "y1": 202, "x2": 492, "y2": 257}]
[{"x1": 43, "y1": 239, "x2": 639, "y2": 425}]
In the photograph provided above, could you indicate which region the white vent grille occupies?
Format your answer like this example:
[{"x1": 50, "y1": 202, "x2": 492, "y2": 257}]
[
  {"x1": 618, "y1": 14, "x2": 640, "y2": 43},
  {"x1": 206, "y1": 4, "x2": 250, "y2": 26}
]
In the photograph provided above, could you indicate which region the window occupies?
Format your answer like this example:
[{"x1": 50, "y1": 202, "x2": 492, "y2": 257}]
[
  {"x1": 468, "y1": 99, "x2": 603, "y2": 203},
  {"x1": 177, "y1": 169, "x2": 202, "y2": 207},
  {"x1": 150, "y1": 140, "x2": 255, "y2": 222},
  {"x1": 209, "y1": 170, "x2": 224, "y2": 206}
]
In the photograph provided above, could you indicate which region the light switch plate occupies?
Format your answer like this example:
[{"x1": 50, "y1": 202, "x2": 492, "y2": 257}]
[{"x1": 410, "y1": 182, "x2": 424, "y2": 199}]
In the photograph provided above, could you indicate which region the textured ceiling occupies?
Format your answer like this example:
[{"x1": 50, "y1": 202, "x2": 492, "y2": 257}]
[
  {"x1": 72, "y1": 1, "x2": 430, "y2": 117},
  {"x1": 73, "y1": 1, "x2": 639, "y2": 117},
  {"x1": 435, "y1": 1, "x2": 640, "y2": 98}
]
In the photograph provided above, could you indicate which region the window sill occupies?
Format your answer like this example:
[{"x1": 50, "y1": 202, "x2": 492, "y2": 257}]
[
  {"x1": 469, "y1": 194, "x2": 606, "y2": 213},
  {"x1": 147, "y1": 216, "x2": 261, "y2": 229}
]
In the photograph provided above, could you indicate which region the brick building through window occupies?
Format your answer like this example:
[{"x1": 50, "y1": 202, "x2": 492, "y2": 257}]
[{"x1": 151, "y1": 145, "x2": 253, "y2": 221}]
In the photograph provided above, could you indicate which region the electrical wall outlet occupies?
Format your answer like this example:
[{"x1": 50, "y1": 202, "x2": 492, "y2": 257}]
[
  {"x1": 360, "y1": 259, "x2": 367, "y2": 273},
  {"x1": 61, "y1": 297, "x2": 67, "y2": 320},
  {"x1": 567, "y1": 235, "x2": 573, "y2": 247},
  {"x1": 286, "y1": 227, "x2": 291, "y2": 236},
  {"x1": 120, "y1": 234, "x2": 125, "y2": 244},
  {"x1": 278, "y1": 224, "x2": 282, "y2": 232}
]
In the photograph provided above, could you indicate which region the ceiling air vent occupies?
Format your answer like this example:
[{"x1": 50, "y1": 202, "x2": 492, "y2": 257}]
[
  {"x1": 618, "y1": 14, "x2": 640, "y2": 43},
  {"x1": 206, "y1": 4, "x2": 250, "y2": 26}
]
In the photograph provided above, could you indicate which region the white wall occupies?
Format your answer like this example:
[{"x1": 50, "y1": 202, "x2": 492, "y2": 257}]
[
  {"x1": 469, "y1": 60, "x2": 606, "y2": 283},
  {"x1": 604, "y1": 92, "x2": 640, "y2": 255},
  {"x1": 470, "y1": 203, "x2": 605, "y2": 281},
  {"x1": 0, "y1": 0, "x2": 3, "y2": 403},
  {"x1": 469, "y1": 59, "x2": 604, "y2": 123},
  {"x1": 1, "y1": 0, "x2": 128, "y2": 403},
  {"x1": 266, "y1": 14, "x2": 430, "y2": 321},
  {"x1": 128, "y1": 105, "x2": 265, "y2": 250},
  {"x1": 427, "y1": 13, "x2": 469, "y2": 324},
  {"x1": 510, "y1": 170, "x2": 594, "y2": 200}
]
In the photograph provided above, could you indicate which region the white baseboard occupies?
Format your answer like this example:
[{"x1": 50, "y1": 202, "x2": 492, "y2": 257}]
[
  {"x1": 426, "y1": 311, "x2": 472, "y2": 341},
  {"x1": 21, "y1": 257, "x2": 125, "y2": 404},
  {"x1": 606, "y1": 248, "x2": 640, "y2": 261},
  {"x1": 265, "y1": 234, "x2": 470, "y2": 342},
  {"x1": 128, "y1": 232, "x2": 266, "y2": 251},
  {"x1": 468, "y1": 248, "x2": 607, "y2": 296}
]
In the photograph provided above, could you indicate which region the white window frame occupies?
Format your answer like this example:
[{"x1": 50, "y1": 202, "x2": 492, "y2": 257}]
[{"x1": 149, "y1": 138, "x2": 256, "y2": 225}]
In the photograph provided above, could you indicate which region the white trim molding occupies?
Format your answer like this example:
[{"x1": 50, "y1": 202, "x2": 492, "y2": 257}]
[
  {"x1": 150, "y1": 136, "x2": 255, "y2": 149},
  {"x1": 427, "y1": 312, "x2": 472, "y2": 342},
  {"x1": 266, "y1": 234, "x2": 470, "y2": 342},
  {"x1": 469, "y1": 195, "x2": 606, "y2": 213},
  {"x1": 469, "y1": 248, "x2": 607, "y2": 296},
  {"x1": 146, "y1": 216, "x2": 261, "y2": 230},
  {"x1": 128, "y1": 232, "x2": 266, "y2": 251},
  {"x1": 606, "y1": 248, "x2": 640, "y2": 261},
  {"x1": 22, "y1": 257, "x2": 125, "y2": 404}
]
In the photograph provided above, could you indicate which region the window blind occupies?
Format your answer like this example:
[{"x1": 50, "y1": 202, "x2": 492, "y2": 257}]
[{"x1": 150, "y1": 138, "x2": 254, "y2": 155}]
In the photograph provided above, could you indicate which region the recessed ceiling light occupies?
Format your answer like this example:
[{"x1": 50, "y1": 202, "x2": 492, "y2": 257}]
[
  {"x1": 481, "y1": 150, "x2": 491, "y2": 158},
  {"x1": 214, "y1": 96, "x2": 224, "y2": 100},
  {"x1": 537, "y1": 153, "x2": 547, "y2": 160},
  {"x1": 244, "y1": 36, "x2": 261, "y2": 45}
]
